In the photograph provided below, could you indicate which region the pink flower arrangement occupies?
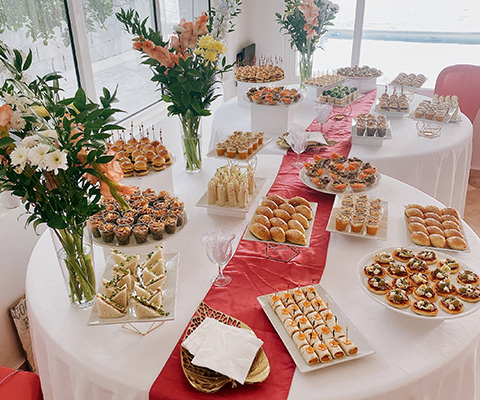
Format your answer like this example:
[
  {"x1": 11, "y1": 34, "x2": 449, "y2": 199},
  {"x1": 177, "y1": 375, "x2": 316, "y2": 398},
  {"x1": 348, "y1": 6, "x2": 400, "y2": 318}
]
[{"x1": 300, "y1": 0, "x2": 320, "y2": 40}]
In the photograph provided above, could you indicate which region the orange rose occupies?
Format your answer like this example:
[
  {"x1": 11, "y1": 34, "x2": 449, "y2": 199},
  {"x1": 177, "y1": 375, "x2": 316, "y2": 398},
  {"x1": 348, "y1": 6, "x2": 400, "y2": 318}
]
[{"x1": 194, "y1": 13, "x2": 209, "y2": 36}]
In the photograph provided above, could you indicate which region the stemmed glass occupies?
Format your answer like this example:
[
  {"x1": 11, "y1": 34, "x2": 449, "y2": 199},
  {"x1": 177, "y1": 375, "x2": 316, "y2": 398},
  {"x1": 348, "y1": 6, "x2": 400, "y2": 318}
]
[
  {"x1": 201, "y1": 228, "x2": 235, "y2": 287},
  {"x1": 289, "y1": 128, "x2": 310, "y2": 168},
  {"x1": 315, "y1": 103, "x2": 333, "y2": 133}
]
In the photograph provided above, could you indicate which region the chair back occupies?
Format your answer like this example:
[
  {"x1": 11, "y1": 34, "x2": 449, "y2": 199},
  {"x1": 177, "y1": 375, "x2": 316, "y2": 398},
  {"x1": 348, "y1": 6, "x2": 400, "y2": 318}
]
[{"x1": 434, "y1": 64, "x2": 480, "y2": 124}]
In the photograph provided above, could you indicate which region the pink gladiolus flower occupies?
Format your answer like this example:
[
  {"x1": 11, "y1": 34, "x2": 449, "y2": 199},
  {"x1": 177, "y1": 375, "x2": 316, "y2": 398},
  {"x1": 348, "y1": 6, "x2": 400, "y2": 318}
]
[{"x1": 300, "y1": 0, "x2": 320, "y2": 28}]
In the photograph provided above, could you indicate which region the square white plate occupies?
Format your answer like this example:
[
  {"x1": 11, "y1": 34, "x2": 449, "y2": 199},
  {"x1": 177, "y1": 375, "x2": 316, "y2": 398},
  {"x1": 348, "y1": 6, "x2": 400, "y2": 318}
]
[
  {"x1": 88, "y1": 252, "x2": 179, "y2": 325},
  {"x1": 257, "y1": 285, "x2": 375, "y2": 373}
]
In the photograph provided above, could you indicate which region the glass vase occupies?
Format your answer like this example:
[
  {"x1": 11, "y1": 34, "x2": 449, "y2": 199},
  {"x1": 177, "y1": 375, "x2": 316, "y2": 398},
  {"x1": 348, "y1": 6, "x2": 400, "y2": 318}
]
[
  {"x1": 179, "y1": 114, "x2": 202, "y2": 173},
  {"x1": 50, "y1": 221, "x2": 96, "y2": 308},
  {"x1": 299, "y1": 51, "x2": 314, "y2": 91}
]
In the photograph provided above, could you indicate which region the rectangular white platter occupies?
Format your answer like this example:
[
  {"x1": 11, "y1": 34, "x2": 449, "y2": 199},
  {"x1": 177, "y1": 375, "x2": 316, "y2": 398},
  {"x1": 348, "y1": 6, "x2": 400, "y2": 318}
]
[
  {"x1": 88, "y1": 252, "x2": 179, "y2": 325},
  {"x1": 243, "y1": 199, "x2": 318, "y2": 248},
  {"x1": 196, "y1": 177, "x2": 266, "y2": 219},
  {"x1": 326, "y1": 200, "x2": 389, "y2": 241},
  {"x1": 257, "y1": 284, "x2": 375, "y2": 373},
  {"x1": 351, "y1": 119, "x2": 392, "y2": 146},
  {"x1": 206, "y1": 137, "x2": 273, "y2": 161}
]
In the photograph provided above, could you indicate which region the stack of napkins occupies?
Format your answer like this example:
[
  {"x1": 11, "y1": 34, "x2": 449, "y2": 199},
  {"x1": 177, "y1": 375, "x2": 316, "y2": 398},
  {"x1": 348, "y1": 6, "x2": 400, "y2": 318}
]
[{"x1": 182, "y1": 317, "x2": 264, "y2": 384}]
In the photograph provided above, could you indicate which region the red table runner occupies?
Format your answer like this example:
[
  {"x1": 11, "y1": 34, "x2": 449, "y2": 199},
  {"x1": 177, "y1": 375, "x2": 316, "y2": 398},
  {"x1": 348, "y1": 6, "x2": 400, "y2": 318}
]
[{"x1": 150, "y1": 90, "x2": 377, "y2": 400}]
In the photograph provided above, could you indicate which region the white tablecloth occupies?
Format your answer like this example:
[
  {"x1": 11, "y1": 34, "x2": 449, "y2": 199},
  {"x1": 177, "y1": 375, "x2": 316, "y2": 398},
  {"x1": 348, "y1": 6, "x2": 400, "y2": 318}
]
[
  {"x1": 26, "y1": 143, "x2": 480, "y2": 400},
  {"x1": 211, "y1": 90, "x2": 473, "y2": 215}
]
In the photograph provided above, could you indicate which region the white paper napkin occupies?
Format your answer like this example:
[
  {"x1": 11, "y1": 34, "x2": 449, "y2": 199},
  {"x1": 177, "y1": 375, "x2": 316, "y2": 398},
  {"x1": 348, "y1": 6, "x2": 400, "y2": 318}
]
[
  {"x1": 284, "y1": 131, "x2": 327, "y2": 146},
  {"x1": 182, "y1": 317, "x2": 263, "y2": 385}
]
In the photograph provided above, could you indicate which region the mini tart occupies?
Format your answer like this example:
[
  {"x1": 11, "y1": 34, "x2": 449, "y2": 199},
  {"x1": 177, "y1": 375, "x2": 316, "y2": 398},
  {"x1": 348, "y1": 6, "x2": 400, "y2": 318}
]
[
  {"x1": 363, "y1": 263, "x2": 386, "y2": 278},
  {"x1": 430, "y1": 265, "x2": 452, "y2": 282},
  {"x1": 366, "y1": 276, "x2": 391, "y2": 295},
  {"x1": 433, "y1": 278, "x2": 457, "y2": 297},
  {"x1": 437, "y1": 258, "x2": 460, "y2": 274},
  {"x1": 439, "y1": 295, "x2": 464, "y2": 314},
  {"x1": 457, "y1": 269, "x2": 480, "y2": 286},
  {"x1": 457, "y1": 284, "x2": 480, "y2": 303},
  {"x1": 411, "y1": 299, "x2": 438, "y2": 316},
  {"x1": 409, "y1": 272, "x2": 430, "y2": 287},
  {"x1": 373, "y1": 251, "x2": 394, "y2": 266},
  {"x1": 392, "y1": 247, "x2": 415, "y2": 262},
  {"x1": 416, "y1": 250, "x2": 438, "y2": 265},
  {"x1": 412, "y1": 284, "x2": 438, "y2": 302},
  {"x1": 385, "y1": 289, "x2": 411, "y2": 309},
  {"x1": 386, "y1": 262, "x2": 409, "y2": 278},
  {"x1": 406, "y1": 257, "x2": 429, "y2": 274},
  {"x1": 391, "y1": 277, "x2": 414, "y2": 295}
]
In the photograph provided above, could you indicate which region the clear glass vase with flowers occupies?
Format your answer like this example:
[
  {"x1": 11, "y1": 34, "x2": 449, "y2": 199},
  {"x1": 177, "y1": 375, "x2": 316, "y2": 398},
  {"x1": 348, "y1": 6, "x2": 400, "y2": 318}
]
[
  {"x1": 116, "y1": 1, "x2": 240, "y2": 173},
  {"x1": 0, "y1": 41, "x2": 135, "y2": 307}
]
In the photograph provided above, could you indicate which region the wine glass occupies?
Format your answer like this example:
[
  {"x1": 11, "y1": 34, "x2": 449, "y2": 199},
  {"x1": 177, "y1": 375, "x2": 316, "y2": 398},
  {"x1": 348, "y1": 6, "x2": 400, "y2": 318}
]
[
  {"x1": 315, "y1": 103, "x2": 333, "y2": 133},
  {"x1": 289, "y1": 128, "x2": 310, "y2": 168},
  {"x1": 201, "y1": 228, "x2": 235, "y2": 287}
]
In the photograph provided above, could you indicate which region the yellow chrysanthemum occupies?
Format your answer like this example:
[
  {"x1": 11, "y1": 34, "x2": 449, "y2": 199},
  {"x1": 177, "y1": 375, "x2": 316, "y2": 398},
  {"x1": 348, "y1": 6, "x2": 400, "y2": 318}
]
[{"x1": 195, "y1": 35, "x2": 227, "y2": 64}]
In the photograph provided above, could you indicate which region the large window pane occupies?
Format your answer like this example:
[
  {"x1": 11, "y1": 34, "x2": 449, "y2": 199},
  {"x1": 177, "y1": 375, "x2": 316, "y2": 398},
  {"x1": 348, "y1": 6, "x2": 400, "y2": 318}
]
[
  {"x1": 361, "y1": 0, "x2": 480, "y2": 87},
  {"x1": 0, "y1": 0, "x2": 77, "y2": 96}
]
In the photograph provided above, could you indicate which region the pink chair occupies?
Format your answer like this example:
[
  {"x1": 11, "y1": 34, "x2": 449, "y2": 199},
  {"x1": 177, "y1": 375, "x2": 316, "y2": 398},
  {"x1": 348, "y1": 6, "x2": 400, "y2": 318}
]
[
  {"x1": 0, "y1": 367, "x2": 43, "y2": 400},
  {"x1": 434, "y1": 64, "x2": 480, "y2": 171}
]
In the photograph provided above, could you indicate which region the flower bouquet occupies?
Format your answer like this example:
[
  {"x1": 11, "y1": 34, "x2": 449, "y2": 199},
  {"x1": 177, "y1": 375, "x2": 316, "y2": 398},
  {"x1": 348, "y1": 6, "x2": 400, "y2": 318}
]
[
  {"x1": 116, "y1": 1, "x2": 240, "y2": 173},
  {"x1": 276, "y1": 0, "x2": 339, "y2": 89},
  {"x1": 0, "y1": 41, "x2": 134, "y2": 307}
]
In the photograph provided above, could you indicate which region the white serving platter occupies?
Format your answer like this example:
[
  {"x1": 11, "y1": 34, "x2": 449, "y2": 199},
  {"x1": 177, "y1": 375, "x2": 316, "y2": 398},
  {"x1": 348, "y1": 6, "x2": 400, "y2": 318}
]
[
  {"x1": 206, "y1": 137, "x2": 273, "y2": 162},
  {"x1": 122, "y1": 152, "x2": 176, "y2": 180},
  {"x1": 88, "y1": 252, "x2": 179, "y2": 325},
  {"x1": 351, "y1": 119, "x2": 392, "y2": 146},
  {"x1": 357, "y1": 247, "x2": 480, "y2": 320},
  {"x1": 257, "y1": 284, "x2": 375, "y2": 373}
]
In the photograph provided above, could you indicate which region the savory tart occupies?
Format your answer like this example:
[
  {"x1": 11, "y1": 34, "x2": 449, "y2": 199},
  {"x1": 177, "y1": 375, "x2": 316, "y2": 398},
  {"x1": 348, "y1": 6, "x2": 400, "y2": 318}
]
[
  {"x1": 437, "y1": 258, "x2": 460, "y2": 274},
  {"x1": 412, "y1": 284, "x2": 438, "y2": 302},
  {"x1": 433, "y1": 277, "x2": 457, "y2": 297},
  {"x1": 392, "y1": 247, "x2": 414, "y2": 262},
  {"x1": 457, "y1": 269, "x2": 480, "y2": 286},
  {"x1": 385, "y1": 289, "x2": 411, "y2": 309},
  {"x1": 366, "y1": 276, "x2": 391, "y2": 294},
  {"x1": 363, "y1": 263, "x2": 386, "y2": 278},
  {"x1": 406, "y1": 257, "x2": 429, "y2": 274},
  {"x1": 429, "y1": 265, "x2": 451, "y2": 282},
  {"x1": 457, "y1": 284, "x2": 480, "y2": 303},
  {"x1": 373, "y1": 252, "x2": 394, "y2": 266},
  {"x1": 411, "y1": 299, "x2": 438, "y2": 316},
  {"x1": 391, "y1": 277, "x2": 414, "y2": 295},
  {"x1": 386, "y1": 262, "x2": 409, "y2": 278},
  {"x1": 408, "y1": 272, "x2": 430, "y2": 287},
  {"x1": 439, "y1": 295, "x2": 464, "y2": 314},
  {"x1": 416, "y1": 250, "x2": 438, "y2": 265}
]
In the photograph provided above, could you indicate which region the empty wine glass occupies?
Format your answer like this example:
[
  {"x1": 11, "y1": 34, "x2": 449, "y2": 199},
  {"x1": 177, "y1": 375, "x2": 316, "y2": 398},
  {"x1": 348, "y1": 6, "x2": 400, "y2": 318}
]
[
  {"x1": 315, "y1": 103, "x2": 333, "y2": 133},
  {"x1": 289, "y1": 128, "x2": 310, "y2": 168},
  {"x1": 201, "y1": 228, "x2": 235, "y2": 286}
]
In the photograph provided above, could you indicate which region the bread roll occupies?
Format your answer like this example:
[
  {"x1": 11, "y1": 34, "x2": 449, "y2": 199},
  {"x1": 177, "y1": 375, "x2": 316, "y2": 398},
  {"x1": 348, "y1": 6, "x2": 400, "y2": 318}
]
[
  {"x1": 424, "y1": 218, "x2": 442, "y2": 228},
  {"x1": 270, "y1": 226, "x2": 286, "y2": 243},
  {"x1": 405, "y1": 208, "x2": 424, "y2": 218},
  {"x1": 279, "y1": 203, "x2": 296, "y2": 215},
  {"x1": 267, "y1": 193, "x2": 287, "y2": 206},
  {"x1": 442, "y1": 221, "x2": 460, "y2": 231},
  {"x1": 288, "y1": 219, "x2": 306, "y2": 234},
  {"x1": 250, "y1": 222, "x2": 271, "y2": 241},
  {"x1": 256, "y1": 206, "x2": 274, "y2": 219},
  {"x1": 411, "y1": 231, "x2": 430, "y2": 246},
  {"x1": 424, "y1": 212, "x2": 441, "y2": 222},
  {"x1": 425, "y1": 205, "x2": 442, "y2": 214},
  {"x1": 269, "y1": 217, "x2": 289, "y2": 231},
  {"x1": 426, "y1": 226, "x2": 444, "y2": 236},
  {"x1": 429, "y1": 234, "x2": 446, "y2": 248},
  {"x1": 407, "y1": 204, "x2": 426, "y2": 213},
  {"x1": 409, "y1": 222, "x2": 427, "y2": 234},
  {"x1": 273, "y1": 208, "x2": 292, "y2": 222},
  {"x1": 444, "y1": 229, "x2": 464, "y2": 239},
  {"x1": 447, "y1": 236, "x2": 468, "y2": 250},
  {"x1": 261, "y1": 199, "x2": 278, "y2": 210},
  {"x1": 286, "y1": 229, "x2": 307, "y2": 245},
  {"x1": 441, "y1": 207, "x2": 460, "y2": 219},
  {"x1": 295, "y1": 205, "x2": 313, "y2": 220},
  {"x1": 252, "y1": 214, "x2": 271, "y2": 228},
  {"x1": 291, "y1": 213, "x2": 309, "y2": 229},
  {"x1": 409, "y1": 217, "x2": 425, "y2": 225},
  {"x1": 440, "y1": 214, "x2": 460, "y2": 225},
  {"x1": 289, "y1": 196, "x2": 311, "y2": 209}
]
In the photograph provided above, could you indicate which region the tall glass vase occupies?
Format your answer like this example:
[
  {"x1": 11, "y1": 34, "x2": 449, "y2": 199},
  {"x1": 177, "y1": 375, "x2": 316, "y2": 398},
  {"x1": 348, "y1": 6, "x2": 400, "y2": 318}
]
[
  {"x1": 179, "y1": 114, "x2": 202, "y2": 173},
  {"x1": 50, "y1": 221, "x2": 96, "y2": 308},
  {"x1": 299, "y1": 51, "x2": 314, "y2": 91}
]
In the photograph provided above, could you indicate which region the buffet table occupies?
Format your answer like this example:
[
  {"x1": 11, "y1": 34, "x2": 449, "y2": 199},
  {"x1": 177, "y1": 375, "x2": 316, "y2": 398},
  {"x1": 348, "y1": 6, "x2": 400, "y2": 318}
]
[
  {"x1": 27, "y1": 141, "x2": 480, "y2": 399},
  {"x1": 211, "y1": 89, "x2": 473, "y2": 215}
]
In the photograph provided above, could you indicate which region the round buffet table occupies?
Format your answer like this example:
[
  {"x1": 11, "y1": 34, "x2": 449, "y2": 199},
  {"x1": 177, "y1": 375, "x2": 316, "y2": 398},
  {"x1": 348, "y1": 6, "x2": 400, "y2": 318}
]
[
  {"x1": 211, "y1": 89, "x2": 473, "y2": 215},
  {"x1": 27, "y1": 142, "x2": 480, "y2": 400}
]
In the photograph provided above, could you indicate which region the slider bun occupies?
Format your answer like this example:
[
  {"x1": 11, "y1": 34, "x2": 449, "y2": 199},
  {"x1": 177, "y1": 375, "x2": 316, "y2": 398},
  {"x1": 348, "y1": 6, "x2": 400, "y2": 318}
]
[
  {"x1": 411, "y1": 231, "x2": 430, "y2": 246},
  {"x1": 252, "y1": 214, "x2": 271, "y2": 228},
  {"x1": 285, "y1": 229, "x2": 307, "y2": 245},
  {"x1": 269, "y1": 217, "x2": 289, "y2": 231},
  {"x1": 270, "y1": 226, "x2": 286, "y2": 243},
  {"x1": 295, "y1": 205, "x2": 313, "y2": 220},
  {"x1": 261, "y1": 199, "x2": 278, "y2": 210},
  {"x1": 273, "y1": 208, "x2": 292, "y2": 222},
  {"x1": 279, "y1": 203, "x2": 296, "y2": 215},
  {"x1": 289, "y1": 196, "x2": 312, "y2": 209},
  {"x1": 256, "y1": 206, "x2": 274, "y2": 219},
  {"x1": 250, "y1": 222, "x2": 271, "y2": 241}
]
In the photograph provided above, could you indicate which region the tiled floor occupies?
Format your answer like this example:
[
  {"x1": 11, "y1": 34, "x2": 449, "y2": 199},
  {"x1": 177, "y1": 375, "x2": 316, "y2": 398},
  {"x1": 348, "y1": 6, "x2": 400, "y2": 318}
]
[{"x1": 464, "y1": 173, "x2": 480, "y2": 236}]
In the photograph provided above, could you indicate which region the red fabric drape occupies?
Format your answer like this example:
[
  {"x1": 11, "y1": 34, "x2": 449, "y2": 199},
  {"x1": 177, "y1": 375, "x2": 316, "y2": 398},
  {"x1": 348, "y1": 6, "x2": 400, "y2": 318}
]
[{"x1": 150, "y1": 90, "x2": 377, "y2": 400}]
